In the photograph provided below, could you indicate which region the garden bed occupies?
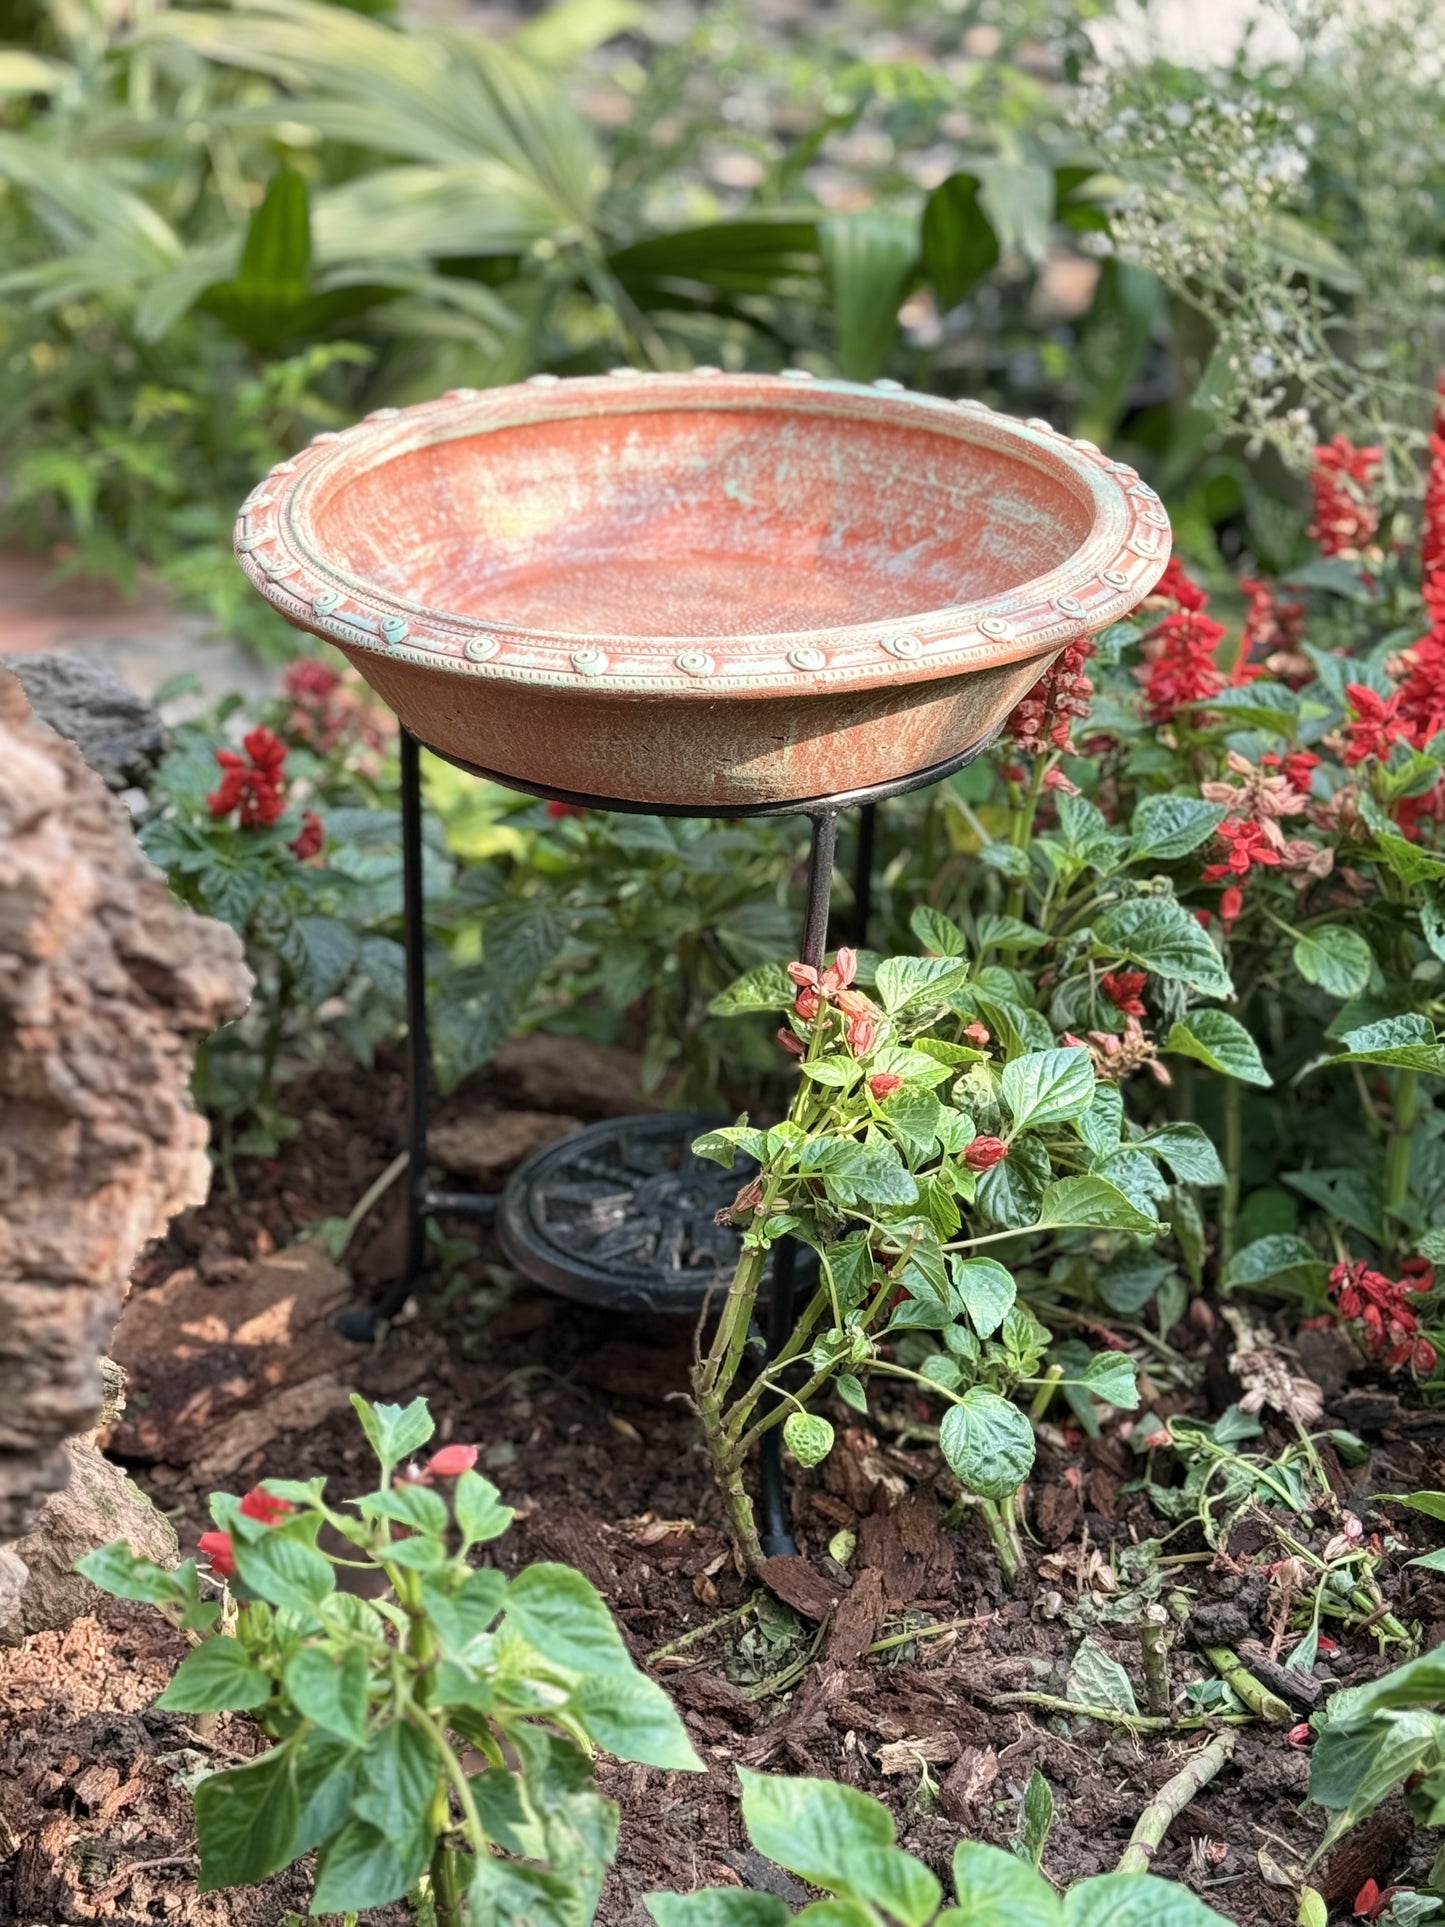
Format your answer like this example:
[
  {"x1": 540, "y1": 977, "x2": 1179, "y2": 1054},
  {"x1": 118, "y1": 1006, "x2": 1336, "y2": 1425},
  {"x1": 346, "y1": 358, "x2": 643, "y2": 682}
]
[{"x1": 5, "y1": 1056, "x2": 1443, "y2": 1927}]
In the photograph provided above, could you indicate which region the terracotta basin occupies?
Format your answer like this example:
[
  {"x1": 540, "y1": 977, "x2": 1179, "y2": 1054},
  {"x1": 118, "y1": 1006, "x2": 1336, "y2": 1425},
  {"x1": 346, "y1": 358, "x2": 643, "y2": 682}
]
[{"x1": 234, "y1": 371, "x2": 1170, "y2": 808}]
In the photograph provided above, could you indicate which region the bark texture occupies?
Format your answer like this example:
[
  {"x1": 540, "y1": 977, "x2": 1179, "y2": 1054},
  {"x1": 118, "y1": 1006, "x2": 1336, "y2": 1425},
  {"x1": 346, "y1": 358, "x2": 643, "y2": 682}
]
[{"x1": 0, "y1": 668, "x2": 251, "y2": 1545}]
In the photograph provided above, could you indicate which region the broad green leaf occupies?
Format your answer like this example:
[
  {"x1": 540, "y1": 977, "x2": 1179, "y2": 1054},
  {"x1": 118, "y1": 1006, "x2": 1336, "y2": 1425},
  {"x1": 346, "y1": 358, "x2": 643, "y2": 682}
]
[
  {"x1": 803, "y1": 1058, "x2": 864, "y2": 1090},
  {"x1": 951, "y1": 1256, "x2": 1016, "y2": 1339},
  {"x1": 784, "y1": 1411, "x2": 835, "y2": 1468},
  {"x1": 311, "y1": 1818, "x2": 430, "y2": 1915},
  {"x1": 349, "y1": 1393, "x2": 434, "y2": 1472},
  {"x1": 1331, "y1": 1650, "x2": 1445, "y2": 1718},
  {"x1": 691, "y1": 1122, "x2": 770, "y2": 1168},
  {"x1": 1095, "y1": 897, "x2": 1232, "y2": 999},
  {"x1": 881, "y1": 1086, "x2": 943, "y2": 1164},
  {"x1": 294, "y1": 913, "x2": 362, "y2": 1002},
  {"x1": 1081, "y1": 1352, "x2": 1139, "y2": 1409},
  {"x1": 819, "y1": 209, "x2": 917, "y2": 381},
  {"x1": 921, "y1": 170, "x2": 999, "y2": 307},
  {"x1": 648, "y1": 1896, "x2": 792, "y2": 1927},
  {"x1": 976, "y1": 913, "x2": 1048, "y2": 951},
  {"x1": 1065, "y1": 1873, "x2": 1236, "y2": 1927},
  {"x1": 711, "y1": 963, "x2": 794, "y2": 1016},
  {"x1": 1131, "y1": 795, "x2": 1227, "y2": 861},
  {"x1": 282, "y1": 1645, "x2": 369, "y2": 1747},
  {"x1": 738, "y1": 1767, "x2": 893, "y2": 1886},
  {"x1": 909, "y1": 905, "x2": 967, "y2": 957},
  {"x1": 454, "y1": 1470, "x2": 514, "y2": 1547},
  {"x1": 362, "y1": 1483, "x2": 448, "y2": 1536},
  {"x1": 1293, "y1": 926, "x2": 1373, "y2": 998},
  {"x1": 939, "y1": 1389, "x2": 1035, "y2": 1500},
  {"x1": 1142, "y1": 1122, "x2": 1226, "y2": 1187},
  {"x1": 194, "y1": 1743, "x2": 301, "y2": 1893},
  {"x1": 1066, "y1": 1635, "x2": 1139, "y2": 1716},
  {"x1": 571, "y1": 1673, "x2": 703, "y2": 1771},
  {"x1": 1309, "y1": 1708, "x2": 1443, "y2": 1828},
  {"x1": 1036, "y1": 1175, "x2": 1161, "y2": 1235},
  {"x1": 1077, "y1": 1080, "x2": 1124, "y2": 1161},
  {"x1": 1386, "y1": 1492, "x2": 1445, "y2": 1522},
  {"x1": 1163, "y1": 1009, "x2": 1271, "y2": 1086},
  {"x1": 835, "y1": 1845, "x2": 941, "y2": 1927},
  {"x1": 352, "y1": 1718, "x2": 438, "y2": 1838},
  {"x1": 1000, "y1": 1047, "x2": 1095, "y2": 1131},
  {"x1": 1321, "y1": 1014, "x2": 1445, "y2": 1075},
  {"x1": 157, "y1": 1636, "x2": 273, "y2": 1714},
  {"x1": 1221, "y1": 1234, "x2": 1330, "y2": 1297},
  {"x1": 77, "y1": 1541, "x2": 190, "y2": 1606},
  {"x1": 1096, "y1": 1250, "x2": 1174, "y2": 1314},
  {"x1": 875, "y1": 955, "x2": 971, "y2": 1013},
  {"x1": 233, "y1": 1534, "x2": 334, "y2": 1615},
  {"x1": 507, "y1": 1563, "x2": 637, "y2": 1677},
  {"x1": 291, "y1": 1727, "x2": 361, "y2": 1856},
  {"x1": 950, "y1": 1842, "x2": 1061, "y2": 1927}
]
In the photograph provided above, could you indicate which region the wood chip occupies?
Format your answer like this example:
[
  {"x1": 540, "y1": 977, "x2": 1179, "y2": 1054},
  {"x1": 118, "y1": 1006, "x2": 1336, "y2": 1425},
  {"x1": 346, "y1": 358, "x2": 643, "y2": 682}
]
[{"x1": 758, "y1": 1555, "x2": 844, "y2": 1622}]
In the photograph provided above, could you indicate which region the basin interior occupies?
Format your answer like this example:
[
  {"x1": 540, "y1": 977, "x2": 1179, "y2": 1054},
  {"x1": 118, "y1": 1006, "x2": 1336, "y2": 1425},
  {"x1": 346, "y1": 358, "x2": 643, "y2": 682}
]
[{"x1": 306, "y1": 402, "x2": 1095, "y2": 641}]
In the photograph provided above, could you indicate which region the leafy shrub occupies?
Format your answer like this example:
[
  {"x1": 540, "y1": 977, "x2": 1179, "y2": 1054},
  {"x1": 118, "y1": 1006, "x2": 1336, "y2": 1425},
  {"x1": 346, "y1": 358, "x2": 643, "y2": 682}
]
[
  {"x1": 646, "y1": 1765, "x2": 1234, "y2": 1927},
  {"x1": 79, "y1": 1394, "x2": 700, "y2": 1922}
]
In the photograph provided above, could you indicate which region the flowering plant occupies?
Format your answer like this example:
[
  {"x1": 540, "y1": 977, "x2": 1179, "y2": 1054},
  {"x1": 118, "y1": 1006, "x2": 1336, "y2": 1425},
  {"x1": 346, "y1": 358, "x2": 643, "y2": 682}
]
[{"x1": 78, "y1": 1395, "x2": 699, "y2": 1924}]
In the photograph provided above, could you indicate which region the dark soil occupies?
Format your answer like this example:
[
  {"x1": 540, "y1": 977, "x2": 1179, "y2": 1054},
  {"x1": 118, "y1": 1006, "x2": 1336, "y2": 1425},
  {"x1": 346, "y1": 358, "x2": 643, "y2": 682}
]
[{"x1": 5, "y1": 1053, "x2": 1445, "y2": 1926}]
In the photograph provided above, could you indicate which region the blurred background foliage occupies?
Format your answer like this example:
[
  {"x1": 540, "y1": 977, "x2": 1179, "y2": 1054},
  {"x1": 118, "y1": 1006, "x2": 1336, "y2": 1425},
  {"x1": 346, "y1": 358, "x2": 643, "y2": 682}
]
[{"x1": 4, "y1": 0, "x2": 1443, "y2": 654}]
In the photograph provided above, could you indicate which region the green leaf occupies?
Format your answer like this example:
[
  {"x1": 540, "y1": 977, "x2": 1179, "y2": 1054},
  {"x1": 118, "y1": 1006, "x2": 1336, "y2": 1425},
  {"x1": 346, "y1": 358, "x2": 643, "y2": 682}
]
[
  {"x1": 1095, "y1": 897, "x2": 1232, "y2": 999},
  {"x1": 76, "y1": 1541, "x2": 189, "y2": 1606},
  {"x1": 1221, "y1": 1234, "x2": 1330, "y2": 1297},
  {"x1": 1065, "y1": 1873, "x2": 1235, "y2": 1927},
  {"x1": 157, "y1": 1636, "x2": 273, "y2": 1714},
  {"x1": 1322, "y1": 1014, "x2": 1445, "y2": 1075},
  {"x1": 921, "y1": 170, "x2": 999, "y2": 308},
  {"x1": 803, "y1": 1058, "x2": 864, "y2": 1091},
  {"x1": 1131, "y1": 795, "x2": 1227, "y2": 861},
  {"x1": 1142, "y1": 1122, "x2": 1226, "y2": 1187},
  {"x1": 233, "y1": 1534, "x2": 334, "y2": 1616},
  {"x1": 282, "y1": 1645, "x2": 369, "y2": 1747},
  {"x1": 1293, "y1": 926, "x2": 1373, "y2": 999},
  {"x1": 1076, "y1": 1080, "x2": 1124, "y2": 1162},
  {"x1": 1081, "y1": 1352, "x2": 1139, "y2": 1409},
  {"x1": 950, "y1": 1841, "x2": 1062, "y2": 1927},
  {"x1": 1385, "y1": 1492, "x2": 1445, "y2": 1522},
  {"x1": 507, "y1": 1563, "x2": 637, "y2": 1676},
  {"x1": 1036, "y1": 1175, "x2": 1161, "y2": 1235},
  {"x1": 194, "y1": 1743, "x2": 301, "y2": 1893},
  {"x1": 1012, "y1": 1767, "x2": 1054, "y2": 1870},
  {"x1": 711, "y1": 963, "x2": 795, "y2": 1016},
  {"x1": 835, "y1": 1846, "x2": 941, "y2": 1927},
  {"x1": 738, "y1": 1767, "x2": 893, "y2": 1887},
  {"x1": 352, "y1": 1718, "x2": 438, "y2": 1839},
  {"x1": 570, "y1": 1673, "x2": 703, "y2": 1771},
  {"x1": 455, "y1": 1470, "x2": 514, "y2": 1548},
  {"x1": 1163, "y1": 1009, "x2": 1271, "y2": 1086},
  {"x1": 819, "y1": 209, "x2": 917, "y2": 381},
  {"x1": 1066, "y1": 1636, "x2": 1139, "y2": 1716},
  {"x1": 1000, "y1": 1047, "x2": 1095, "y2": 1131},
  {"x1": 291, "y1": 1727, "x2": 361, "y2": 1857},
  {"x1": 312, "y1": 1818, "x2": 431, "y2": 1915},
  {"x1": 691, "y1": 1122, "x2": 770, "y2": 1168},
  {"x1": 909, "y1": 905, "x2": 967, "y2": 957},
  {"x1": 875, "y1": 955, "x2": 971, "y2": 1013},
  {"x1": 950, "y1": 1256, "x2": 1016, "y2": 1339},
  {"x1": 294, "y1": 913, "x2": 362, "y2": 1002},
  {"x1": 349, "y1": 1393, "x2": 435, "y2": 1472},
  {"x1": 784, "y1": 1411, "x2": 835, "y2": 1468},
  {"x1": 939, "y1": 1389, "x2": 1036, "y2": 1501},
  {"x1": 649, "y1": 1896, "x2": 793, "y2": 1927}
]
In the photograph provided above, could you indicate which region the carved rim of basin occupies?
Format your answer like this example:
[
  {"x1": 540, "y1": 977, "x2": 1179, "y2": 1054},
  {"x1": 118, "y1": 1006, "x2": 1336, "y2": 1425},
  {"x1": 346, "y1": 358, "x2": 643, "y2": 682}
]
[{"x1": 234, "y1": 370, "x2": 1171, "y2": 807}]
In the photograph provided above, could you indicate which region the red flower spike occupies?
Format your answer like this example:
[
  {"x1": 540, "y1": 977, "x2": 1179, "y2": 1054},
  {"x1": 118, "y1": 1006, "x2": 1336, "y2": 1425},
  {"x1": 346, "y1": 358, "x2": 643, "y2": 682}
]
[
  {"x1": 787, "y1": 961, "x2": 821, "y2": 989},
  {"x1": 289, "y1": 810, "x2": 324, "y2": 860},
  {"x1": 821, "y1": 946, "x2": 858, "y2": 995},
  {"x1": 425, "y1": 1444, "x2": 479, "y2": 1478},
  {"x1": 1310, "y1": 437, "x2": 1382, "y2": 558},
  {"x1": 546, "y1": 800, "x2": 588, "y2": 819},
  {"x1": 207, "y1": 725, "x2": 289, "y2": 828},
  {"x1": 239, "y1": 1487, "x2": 295, "y2": 1525},
  {"x1": 1201, "y1": 816, "x2": 1282, "y2": 882},
  {"x1": 1006, "y1": 637, "x2": 1096, "y2": 756},
  {"x1": 198, "y1": 1529, "x2": 237, "y2": 1580},
  {"x1": 1414, "y1": 1337, "x2": 1439, "y2": 1376},
  {"x1": 964, "y1": 1136, "x2": 1009, "y2": 1172},
  {"x1": 1101, "y1": 968, "x2": 1147, "y2": 1017},
  {"x1": 1218, "y1": 885, "x2": 1244, "y2": 931},
  {"x1": 868, "y1": 1072, "x2": 904, "y2": 1100}
]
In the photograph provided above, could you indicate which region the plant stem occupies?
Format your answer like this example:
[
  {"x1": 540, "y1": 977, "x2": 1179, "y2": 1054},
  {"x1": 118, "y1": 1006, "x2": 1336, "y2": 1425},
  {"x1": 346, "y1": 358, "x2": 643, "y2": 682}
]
[
  {"x1": 1383, "y1": 1067, "x2": 1418, "y2": 1224},
  {"x1": 990, "y1": 1691, "x2": 1250, "y2": 1733},
  {"x1": 1203, "y1": 1646, "x2": 1292, "y2": 1722},
  {"x1": 1029, "y1": 1364, "x2": 1064, "y2": 1423},
  {"x1": 1116, "y1": 1732, "x2": 1236, "y2": 1875},
  {"x1": 980, "y1": 1496, "x2": 1023, "y2": 1587},
  {"x1": 647, "y1": 1593, "x2": 763, "y2": 1663},
  {"x1": 1139, "y1": 1610, "x2": 1172, "y2": 1717},
  {"x1": 693, "y1": 1380, "x2": 765, "y2": 1573},
  {"x1": 1218, "y1": 1077, "x2": 1241, "y2": 1270}
]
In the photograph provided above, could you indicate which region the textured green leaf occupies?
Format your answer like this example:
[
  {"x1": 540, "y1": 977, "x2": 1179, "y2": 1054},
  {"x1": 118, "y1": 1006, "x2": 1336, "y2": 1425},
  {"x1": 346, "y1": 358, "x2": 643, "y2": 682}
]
[
  {"x1": 157, "y1": 1636, "x2": 273, "y2": 1714},
  {"x1": 1131, "y1": 795, "x2": 1228, "y2": 861},
  {"x1": 1000, "y1": 1047, "x2": 1095, "y2": 1131},
  {"x1": 311, "y1": 1818, "x2": 430, "y2": 1915},
  {"x1": 1065, "y1": 1873, "x2": 1235, "y2": 1927},
  {"x1": 939, "y1": 1389, "x2": 1035, "y2": 1500},
  {"x1": 1081, "y1": 1351, "x2": 1139, "y2": 1409},
  {"x1": 1293, "y1": 926, "x2": 1373, "y2": 998},
  {"x1": 1036, "y1": 1175, "x2": 1161, "y2": 1235},
  {"x1": 1142, "y1": 1122, "x2": 1226, "y2": 1187},
  {"x1": 455, "y1": 1470, "x2": 514, "y2": 1548},
  {"x1": 1095, "y1": 897, "x2": 1232, "y2": 998},
  {"x1": 233, "y1": 1533, "x2": 334, "y2": 1615},
  {"x1": 507, "y1": 1563, "x2": 637, "y2": 1677},
  {"x1": 648, "y1": 1895, "x2": 792, "y2": 1927},
  {"x1": 1066, "y1": 1636, "x2": 1139, "y2": 1716},
  {"x1": 282, "y1": 1645, "x2": 369, "y2": 1746},
  {"x1": 875, "y1": 955, "x2": 971, "y2": 1013},
  {"x1": 1163, "y1": 1010, "x2": 1271, "y2": 1086},
  {"x1": 77, "y1": 1541, "x2": 190, "y2": 1606},
  {"x1": 784, "y1": 1411, "x2": 835, "y2": 1468},
  {"x1": 194, "y1": 1744, "x2": 301, "y2": 1893},
  {"x1": 909, "y1": 905, "x2": 968, "y2": 957},
  {"x1": 1324, "y1": 1014, "x2": 1445, "y2": 1075},
  {"x1": 1221, "y1": 1234, "x2": 1330, "y2": 1297},
  {"x1": 571, "y1": 1673, "x2": 703, "y2": 1771},
  {"x1": 951, "y1": 1256, "x2": 1016, "y2": 1339},
  {"x1": 349, "y1": 1393, "x2": 434, "y2": 1471},
  {"x1": 950, "y1": 1841, "x2": 1061, "y2": 1927},
  {"x1": 738, "y1": 1767, "x2": 893, "y2": 1886}
]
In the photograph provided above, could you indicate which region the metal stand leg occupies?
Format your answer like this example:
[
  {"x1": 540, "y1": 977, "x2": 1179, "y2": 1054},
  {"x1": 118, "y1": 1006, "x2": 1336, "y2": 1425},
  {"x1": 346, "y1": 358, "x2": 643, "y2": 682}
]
[
  {"x1": 851, "y1": 801, "x2": 876, "y2": 948},
  {"x1": 757, "y1": 807, "x2": 839, "y2": 1558},
  {"x1": 334, "y1": 727, "x2": 432, "y2": 1342}
]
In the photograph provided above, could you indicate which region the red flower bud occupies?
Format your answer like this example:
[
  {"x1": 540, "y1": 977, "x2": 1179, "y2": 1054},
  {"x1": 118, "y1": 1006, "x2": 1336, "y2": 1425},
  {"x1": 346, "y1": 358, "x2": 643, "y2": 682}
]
[
  {"x1": 777, "y1": 1027, "x2": 806, "y2": 1057},
  {"x1": 198, "y1": 1529, "x2": 237, "y2": 1580},
  {"x1": 868, "y1": 1072, "x2": 904, "y2": 1100},
  {"x1": 1415, "y1": 1337, "x2": 1439, "y2": 1376},
  {"x1": 425, "y1": 1444, "x2": 479, "y2": 1478},
  {"x1": 239, "y1": 1487, "x2": 295, "y2": 1525},
  {"x1": 964, "y1": 1136, "x2": 1009, "y2": 1171},
  {"x1": 546, "y1": 800, "x2": 588, "y2": 818},
  {"x1": 846, "y1": 1013, "x2": 879, "y2": 1057},
  {"x1": 794, "y1": 984, "x2": 821, "y2": 1020},
  {"x1": 963, "y1": 1022, "x2": 990, "y2": 1046},
  {"x1": 1286, "y1": 1723, "x2": 1312, "y2": 1748}
]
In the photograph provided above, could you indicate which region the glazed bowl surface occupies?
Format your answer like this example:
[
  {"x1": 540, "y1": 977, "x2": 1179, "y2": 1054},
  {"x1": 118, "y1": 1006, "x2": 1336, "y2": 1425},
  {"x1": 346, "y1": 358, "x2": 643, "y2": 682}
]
[{"x1": 234, "y1": 371, "x2": 1170, "y2": 807}]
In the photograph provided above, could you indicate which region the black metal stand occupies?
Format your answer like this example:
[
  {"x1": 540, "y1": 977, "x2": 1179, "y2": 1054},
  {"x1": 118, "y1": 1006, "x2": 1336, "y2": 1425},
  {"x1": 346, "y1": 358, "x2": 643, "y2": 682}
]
[{"x1": 337, "y1": 726, "x2": 1000, "y2": 1554}]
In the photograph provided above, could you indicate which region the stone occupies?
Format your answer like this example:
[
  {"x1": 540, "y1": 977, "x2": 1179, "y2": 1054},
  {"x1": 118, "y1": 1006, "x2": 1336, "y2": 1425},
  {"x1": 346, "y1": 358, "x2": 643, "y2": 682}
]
[
  {"x1": 0, "y1": 669, "x2": 251, "y2": 1542},
  {"x1": 8, "y1": 652, "x2": 166, "y2": 792},
  {"x1": 429, "y1": 1108, "x2": 582, "y2": 1184},
  {"x1": 490, "y1": 1032, "x2": 657, "y2": 1118}
]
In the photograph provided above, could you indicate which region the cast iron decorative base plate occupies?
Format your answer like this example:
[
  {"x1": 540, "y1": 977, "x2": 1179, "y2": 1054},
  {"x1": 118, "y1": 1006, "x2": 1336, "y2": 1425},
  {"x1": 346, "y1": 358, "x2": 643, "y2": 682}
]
[{"x1": 497, "y1": 1112, "x2": 762, "y2": 1314}]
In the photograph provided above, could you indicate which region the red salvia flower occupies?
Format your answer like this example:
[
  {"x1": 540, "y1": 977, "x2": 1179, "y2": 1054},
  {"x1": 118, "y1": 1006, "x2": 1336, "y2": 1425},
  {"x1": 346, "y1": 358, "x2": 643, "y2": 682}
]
[
  {"x1": 1138, "y1": 609, "x2": 1228, "y2": 722},
  {"x1": 207, "y1": 725, "x2": 288, "y2": 828},
  {"x1": 1201, "y1": 817, "x2": 1282, "y2": 881},
  {"x1": 239, "y1": 1487, "x2": 295, "y2": 1525},
  {"x1": 1219, "y1": 884, "x2": 1244, "y2": 932},
  {"x1": 198, "y1": 1529, "x2": 237, "y2": 1580},
  {"x1": 868, "y1": 1072, "x2": 904, "y2": 1099},
  {"x1": 289, "y1": 810, "x2": 324, "y2": 860},
  {"x1": 1101, "y1": 968, "x2": 1147, "y2": 1017},
  {"x1": 964, "y1": 1136, "x2": 1009, "y2": 1171},
  {"x1": 1309, "y1": 435, "x2": 1382, "y2": 557},
  {"x1": 845, "y1": 1011, "x2": 880, "y2": 1057},
  {"x1": 1006, "y1": 637, "x2": 1096, "y2": 757},
  {"x1": 1340, "y1": 683, "x2": 1404, "y2": 765},
  {"x1": 1147, "y1": 556, "x2": 1210, "y2": 613}
]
